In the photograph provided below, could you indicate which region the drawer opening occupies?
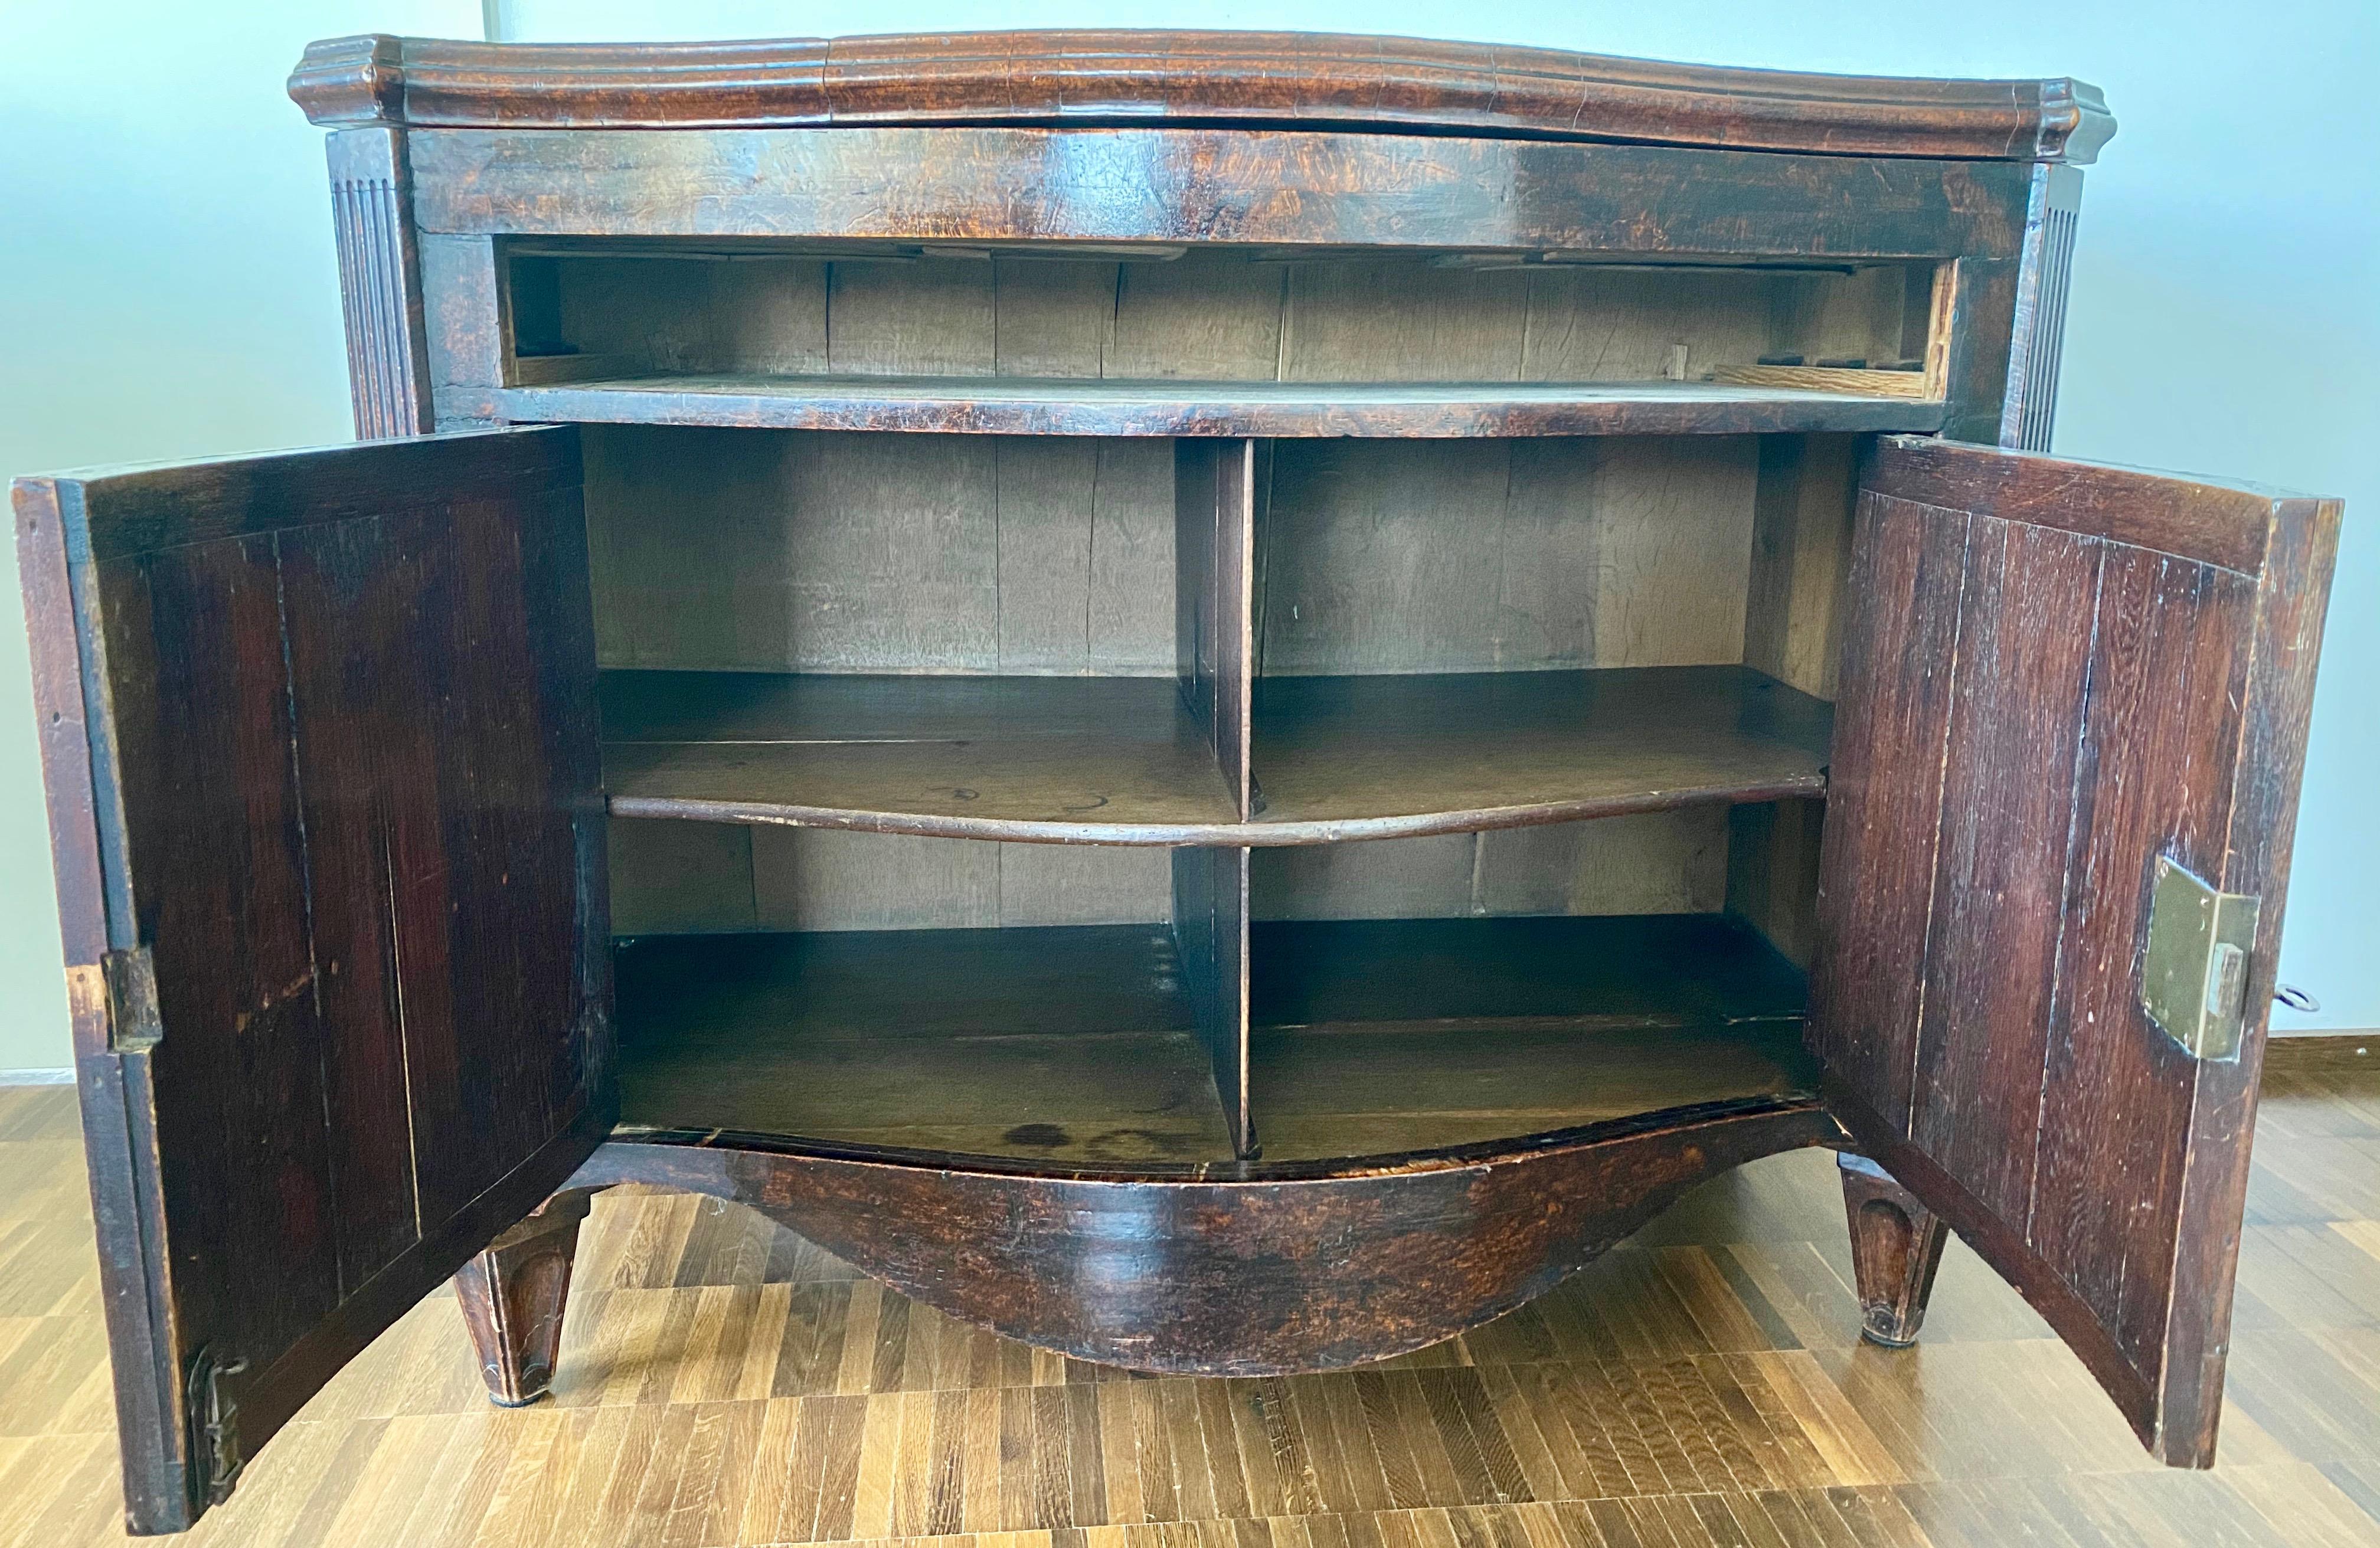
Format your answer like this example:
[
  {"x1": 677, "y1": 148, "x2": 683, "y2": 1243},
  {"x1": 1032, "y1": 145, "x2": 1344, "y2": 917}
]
[{"x1": 484, "y1": 241, "x2": 1946, "y2": 436}]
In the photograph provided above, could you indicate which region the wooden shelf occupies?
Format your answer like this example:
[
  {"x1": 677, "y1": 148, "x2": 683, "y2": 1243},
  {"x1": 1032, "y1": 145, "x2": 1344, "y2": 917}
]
[
  {"x1": 602, "y1": 665, "x2": 1829, "y2": 844},
  {"x1": 1249, "y1": 666, "x2": 1831, "y2": 840},
  {"x1": 610, "y1": 915, "x2": 1817, "y2": 1169},
  {"x1": 601, "y1": 672, "x2": 1242, "y2": 840},
  {"x1": 472, "y1": 374, "x2": 1947, "y2": 438},
  {"x1": 1249, "y1": 914, "x2": 1816, "y2": 1161}
]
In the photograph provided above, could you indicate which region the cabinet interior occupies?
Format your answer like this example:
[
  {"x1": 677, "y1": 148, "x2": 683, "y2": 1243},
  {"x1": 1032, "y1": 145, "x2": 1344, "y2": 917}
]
[{"x1": 579, "y1": 241, "x2": 1869, "y2": 1166}]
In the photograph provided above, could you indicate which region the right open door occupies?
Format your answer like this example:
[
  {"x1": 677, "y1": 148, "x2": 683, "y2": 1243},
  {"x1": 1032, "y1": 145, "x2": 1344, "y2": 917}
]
[{"x1": 1809, "y1": 435, "x2": 2340, "y2": 1465}]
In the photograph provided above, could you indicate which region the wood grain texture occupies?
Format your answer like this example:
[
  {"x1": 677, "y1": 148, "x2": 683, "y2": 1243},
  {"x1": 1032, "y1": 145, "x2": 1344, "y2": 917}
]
[
  {"x1": 581, "y1": 428, "x2": 1174, "y2": 676},
  {"x1": 453, "y1": 1192, "x2": 594, "y2": 1407},
  {"x1": 1249, "y1": 668, "x2": 1830, "y2": 839},
  {"x1": 1810, "y1": 438, "x2": 2342, "y2": 1466},
  {"x1": 403, "y1": 129, "x2": 2034, "y2": 264},
  {"x1": 1836, "y1": 1154, "x2": 1950, "y2": 1348},
  {"x1": 1708, "y1": 365, "x2": 1930, "y2": 399},
  {"x1": 1174, "y1": 849, "x2": 1255, "y2": 1160},
  {"x1": 1257, "y1": 437, "x2": 1763, "y2": 676},
  {"x1": 12, "y1": 1073, "x2": 2380, "y2": 1547},
  {"x1": 596, "y1": 667, "x2": 1827, "y2": 846},
  {"x1": 289, "y1": 31, "x2": 2113, "y2": 165},
  {"x1": 472, "y1": 374, "x2": 1947, "y2": 438},
  {"x1": 568, "y1": 1098, "x2": 1842, "y2": 1374},
  {"x1": 12, "y1": 427, "x2": 612, "y2": 1533},
  {"x1": 601, "y1": 673, "x2": 1239, "y2": 840},
  {"x1": 1863, "y1": 433, "x2": 2286, "y2": 575},
  {"x1": 1249, "y1": 913, "x2": 1813, "y2": 1159},
  {"x1": 612, "y1": 926, "x2": 1228, "y2": 1165},
  {"x1": 1742, "y1": 434, "x2": 1860, "y2": 701},
  {"x1": 1175, "y1": 439, "x2": 1254, "y2": 819},
  {"x1": 604, "y1": 914, "x2": 1817, "y2": 1174}
]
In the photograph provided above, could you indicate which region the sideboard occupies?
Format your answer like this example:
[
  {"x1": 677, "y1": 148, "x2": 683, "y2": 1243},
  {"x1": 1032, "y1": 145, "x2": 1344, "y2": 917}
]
[{"x1": 12, "y1": 31, "x2": 2339, "y2": 1534}]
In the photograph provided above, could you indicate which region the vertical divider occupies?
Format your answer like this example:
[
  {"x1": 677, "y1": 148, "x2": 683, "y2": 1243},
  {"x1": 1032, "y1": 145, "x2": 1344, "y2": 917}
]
[{"x1": 1171, "y1": 438, "x2": 1259, "y2": 1158}]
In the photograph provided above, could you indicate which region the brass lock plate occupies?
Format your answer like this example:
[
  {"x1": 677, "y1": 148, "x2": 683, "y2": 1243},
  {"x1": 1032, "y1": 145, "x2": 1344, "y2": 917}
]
[{"x1": 2139, "y1": 856, "x2": 2260, "y2": 1061}]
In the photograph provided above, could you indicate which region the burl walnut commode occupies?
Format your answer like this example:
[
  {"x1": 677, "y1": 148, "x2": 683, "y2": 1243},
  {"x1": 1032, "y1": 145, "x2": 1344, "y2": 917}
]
[{"x1": 12, "y1": 30, "x2": 2342, "y2": 1533}]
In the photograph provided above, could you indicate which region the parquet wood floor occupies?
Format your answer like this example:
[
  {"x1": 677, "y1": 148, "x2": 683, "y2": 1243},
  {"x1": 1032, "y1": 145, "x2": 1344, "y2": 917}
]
[{"x1": 1, "y1": 1055, "x2": 2374, "y2": 1546}]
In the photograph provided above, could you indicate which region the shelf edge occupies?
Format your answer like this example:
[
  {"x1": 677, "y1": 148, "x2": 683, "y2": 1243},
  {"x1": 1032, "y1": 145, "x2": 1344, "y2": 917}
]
[
  {"x1": 604, "y1": 772, "x2": 1829, "y2": 846},
  {"x1": 470, "y1": 383, "x2": 1950, "y2": 438}
]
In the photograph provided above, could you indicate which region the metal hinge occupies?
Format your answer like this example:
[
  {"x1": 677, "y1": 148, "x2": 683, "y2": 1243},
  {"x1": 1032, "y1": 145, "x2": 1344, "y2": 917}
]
[
  {"x1": 2140, "y1": 856, "x2": 2261, "y2": 1062},
  {"x1": 94, "y1": 946, "x2": 163, "y2": 1053},
  {"x1": 185, "y1": 1346, "x2": 247, "y2": 1509}
]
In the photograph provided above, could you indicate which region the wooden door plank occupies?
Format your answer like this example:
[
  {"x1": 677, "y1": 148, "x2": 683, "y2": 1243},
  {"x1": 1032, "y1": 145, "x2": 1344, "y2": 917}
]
[{"x1": 1806, "y1": 493, "x2": 1969, "y2": 1128}]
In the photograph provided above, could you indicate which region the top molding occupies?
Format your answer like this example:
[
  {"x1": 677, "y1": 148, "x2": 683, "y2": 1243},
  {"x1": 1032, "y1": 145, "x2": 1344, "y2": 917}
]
[{"x1": 289, "y1": 30, "x2": 2114, "y2": 165}]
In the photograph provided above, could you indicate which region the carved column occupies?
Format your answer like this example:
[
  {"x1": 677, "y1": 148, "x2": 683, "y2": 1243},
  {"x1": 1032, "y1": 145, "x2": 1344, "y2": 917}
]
[
  {"x1": 454, "y1": 1188, "x2": 598, "y2": 1406},
  {"x1": 1838, "y1": 1152, "x2": 1951, "y2": 1347},
  {"x1": 326, "y1": 126, "x2": 435, "y2": 438}
]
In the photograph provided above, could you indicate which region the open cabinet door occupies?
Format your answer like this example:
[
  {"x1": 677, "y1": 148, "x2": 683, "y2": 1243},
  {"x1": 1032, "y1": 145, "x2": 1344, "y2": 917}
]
[
  {"x1": 1810, "y1": 436, "x2": 2338, "y2": 1465},
  {"x1": 14, "y1": 427, "x2": 610, "y2": 1534}
]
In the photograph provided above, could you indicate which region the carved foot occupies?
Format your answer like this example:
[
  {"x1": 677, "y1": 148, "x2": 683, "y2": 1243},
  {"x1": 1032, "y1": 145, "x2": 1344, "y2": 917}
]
[
  {"x1": 455, "y1": 1188, "x2": 597, "y2": 1406},
  {"x1": 1838, "y1": 1153, "x2": 1949, "y2": 1348}
]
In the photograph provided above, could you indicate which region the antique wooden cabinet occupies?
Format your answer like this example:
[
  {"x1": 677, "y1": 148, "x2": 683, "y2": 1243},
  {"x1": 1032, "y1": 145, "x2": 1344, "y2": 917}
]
[{"x1": 14, "y1": 31, "x2": 2342, "y2": 1534}]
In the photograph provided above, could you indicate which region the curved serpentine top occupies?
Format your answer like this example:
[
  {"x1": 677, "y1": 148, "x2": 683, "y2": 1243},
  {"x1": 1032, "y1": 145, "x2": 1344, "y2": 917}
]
[{"x1": 290, "y1": 30, "x2": 2112, "y2": 163}]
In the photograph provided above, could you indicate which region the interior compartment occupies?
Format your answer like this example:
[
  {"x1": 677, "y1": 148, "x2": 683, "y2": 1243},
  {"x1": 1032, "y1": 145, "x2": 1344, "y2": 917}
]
[
  {"x1": 1246, "y1": 914, "x2": 1816, "y2": 1161},
  {"x1": 487, "y1": 242, "x2": 1945, "y2": 434},
  {"x1": 577, "y1": 313, "x2": 1865, "y2": 1164},
  {"x1": 1241, "y1": 432, "x2": 1855, "y2": 844},
  {"x1": 582, "y1": 428, "x2": 1858, "y2": 841},
  {"x1": 609, "y1": 831, "x2": 1820, "y2": 1167}
]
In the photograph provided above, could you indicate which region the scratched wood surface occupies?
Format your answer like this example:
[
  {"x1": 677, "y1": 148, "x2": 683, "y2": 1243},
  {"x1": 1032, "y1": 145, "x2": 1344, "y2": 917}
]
[{"x1": 2, "y1": 1056, "x2": 2375, "y2": 1545}]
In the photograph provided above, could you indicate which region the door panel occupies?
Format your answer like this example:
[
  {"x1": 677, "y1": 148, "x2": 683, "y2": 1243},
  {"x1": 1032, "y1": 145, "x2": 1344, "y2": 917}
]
[
  {"x1": 1811, "y1": 435, "x2": 2338, "y2": 1467},
  {"x1": 14, "y1": 426, "x2": 610, "y2": 1534}
]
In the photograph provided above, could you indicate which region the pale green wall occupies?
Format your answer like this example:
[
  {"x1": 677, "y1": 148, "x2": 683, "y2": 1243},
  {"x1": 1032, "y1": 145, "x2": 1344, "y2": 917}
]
[
  {"x1": 0, "y1": 1, "x2": 480, "y2": 1074},
  {"x1": 1, "y1": 1, "x2": 2371, "y2": 1073}
]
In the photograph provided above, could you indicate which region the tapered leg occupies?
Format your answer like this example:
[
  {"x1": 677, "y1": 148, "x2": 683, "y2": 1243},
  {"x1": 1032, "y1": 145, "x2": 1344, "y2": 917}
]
[
  {"x1": 455, "y1": 1187, "x2": 598, "y2": 1406},
  {"x1": 1838, "y1": 1153, "x2": 1950, "y2": 1348}
]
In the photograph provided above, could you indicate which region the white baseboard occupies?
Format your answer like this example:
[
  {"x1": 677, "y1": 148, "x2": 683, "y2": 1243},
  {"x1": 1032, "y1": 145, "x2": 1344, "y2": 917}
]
[{"x1": 0, "y1": 1068, "x2": 73, "y2": 1086}]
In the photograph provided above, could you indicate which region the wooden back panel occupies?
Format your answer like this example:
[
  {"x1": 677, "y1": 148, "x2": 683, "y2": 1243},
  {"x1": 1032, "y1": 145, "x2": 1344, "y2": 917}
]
[
  {"x1": 13, "y1": 427, "x2": 610, "y2": 1533},
  {"x1": 1811, "y1": 436, "x2": 2339, "y2": 1465}
]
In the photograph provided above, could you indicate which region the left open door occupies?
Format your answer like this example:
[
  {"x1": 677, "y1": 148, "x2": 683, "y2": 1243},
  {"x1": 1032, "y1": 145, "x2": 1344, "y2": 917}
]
[{"x1": 13, "y1": 426, "x2": 611, "y2": 1535}]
